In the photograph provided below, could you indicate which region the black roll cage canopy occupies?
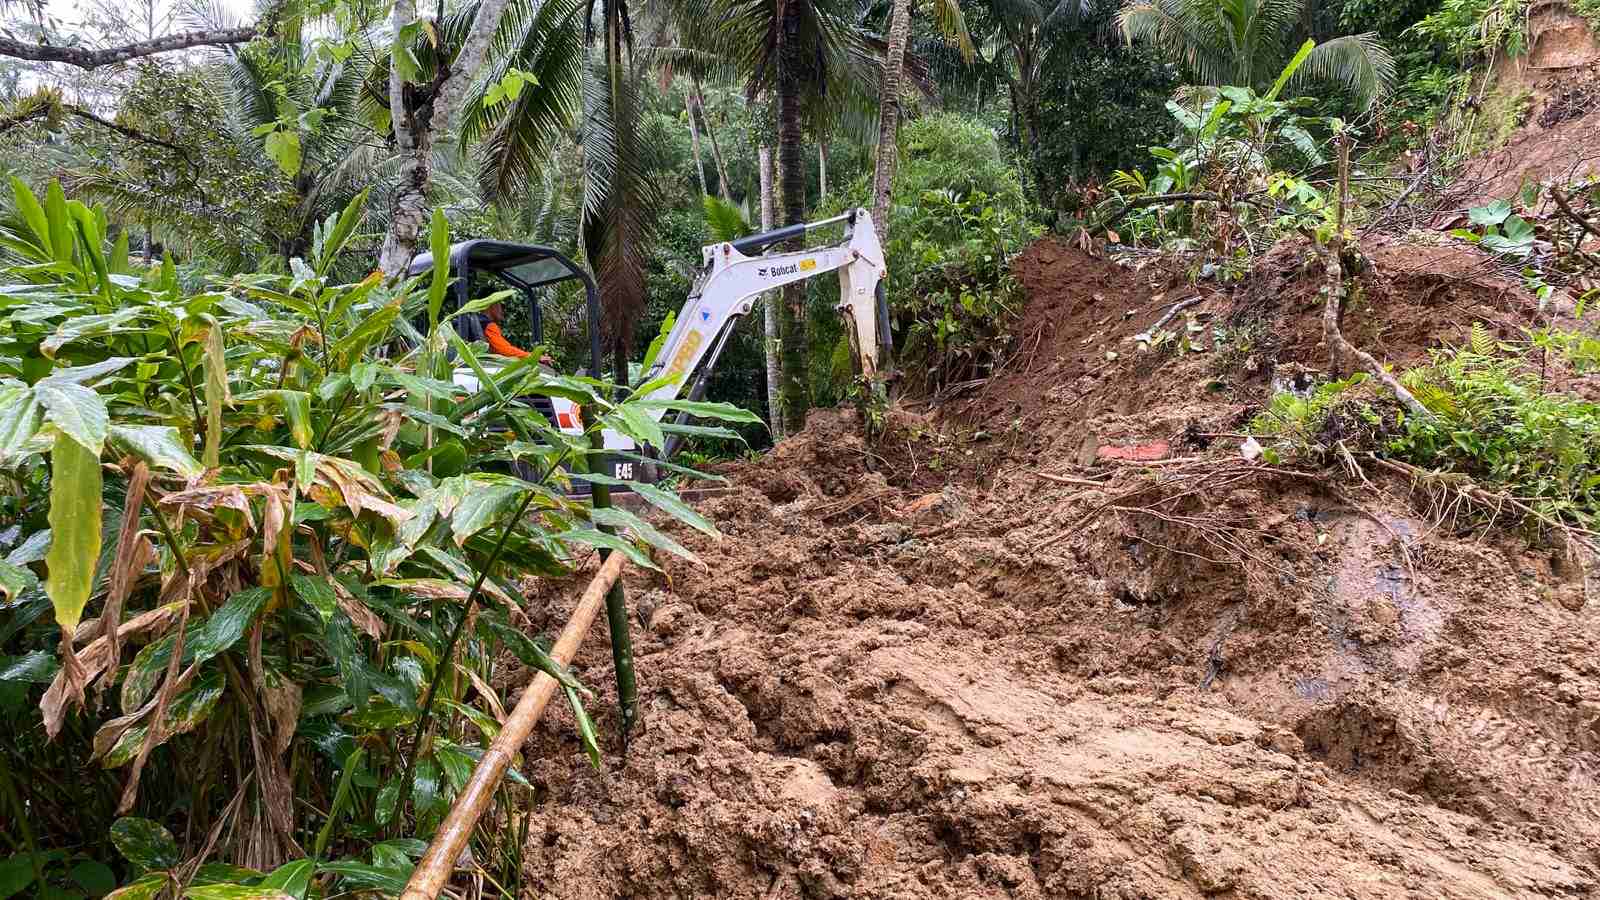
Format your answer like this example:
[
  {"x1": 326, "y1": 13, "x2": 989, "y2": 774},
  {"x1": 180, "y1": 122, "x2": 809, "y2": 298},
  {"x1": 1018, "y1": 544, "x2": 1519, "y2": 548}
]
[{"x1": 407, "y1": 240, "x2": 603, "y2": 377}]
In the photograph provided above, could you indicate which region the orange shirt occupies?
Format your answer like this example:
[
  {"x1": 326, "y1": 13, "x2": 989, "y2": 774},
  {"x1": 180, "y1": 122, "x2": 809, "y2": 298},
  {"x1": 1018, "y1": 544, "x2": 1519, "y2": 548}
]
[{"x1": 484, "y1": 322, "x2": 529, "y2": 358}]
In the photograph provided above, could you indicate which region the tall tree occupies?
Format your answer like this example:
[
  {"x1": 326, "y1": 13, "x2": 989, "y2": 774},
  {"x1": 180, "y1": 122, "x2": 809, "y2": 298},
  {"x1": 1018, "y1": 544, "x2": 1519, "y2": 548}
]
[
  {"x1": 870, "y1": 0, "x2": 971, "y2": 241},
  {"x1": 686, "y1": 90, "x2": 710, "y2": 196},
  {"x1": 1118, "y1": 0, "x2": 1395, "y2": 107},
  {"x1": 711, "y1": 0, "x2": 876, "y2": 430},
  {"x1": 376, "y1": 0, "x2": 531, "y2": 275},
  {"x1": 758, "y1": 143, "x2": 783, "y2": 438}
]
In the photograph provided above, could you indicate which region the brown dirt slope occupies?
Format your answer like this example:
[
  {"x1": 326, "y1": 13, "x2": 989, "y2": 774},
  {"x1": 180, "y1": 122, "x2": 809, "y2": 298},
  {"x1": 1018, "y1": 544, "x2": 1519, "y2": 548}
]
[
  {"x1": 1458, "y1": 2, "x2": 1600, "y2": 206},
  {"x1": 506, "y1": 237, "x2": 1600, "y2": 899}
]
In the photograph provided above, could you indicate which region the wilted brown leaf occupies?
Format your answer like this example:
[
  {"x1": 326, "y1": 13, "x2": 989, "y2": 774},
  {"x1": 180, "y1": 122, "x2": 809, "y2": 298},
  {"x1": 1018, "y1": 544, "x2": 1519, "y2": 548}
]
[{"x1": 41, "y1": 601, "x2": 185, "y2": 738}]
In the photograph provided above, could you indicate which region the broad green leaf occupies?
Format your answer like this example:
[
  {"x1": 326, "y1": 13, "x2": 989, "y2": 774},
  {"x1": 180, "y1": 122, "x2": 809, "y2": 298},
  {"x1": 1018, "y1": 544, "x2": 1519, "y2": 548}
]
[
  {"x1": 427, "y1": 208, "x2": 450, "y2": 329},
  {"x1": 591, "y1": 505, "x2": 699, "y2": 564},
  {"x1": 1266, "y1": 39, "x2": 1315, "y2": 101},
  {"x1": 0, "y1": 559, "x2": 40, "y2": 602},
  {"x1": 446, "y1": 330, "x2": 504, "y2": 404},
  {"x1": 351, "y1": 362, "x2": 377, "y2": 392},
  {"x1": 182, "y1": 887, "x2": 293, "y2": 900},
  {"x1": 635, "y1": 398, "x2": 765, "y2": 424},
  {"x1": 188, "y1": 587, "x2": 270, "y2": 665},
  {"x1": 314, "y1": 746, "x2": 365, "y2": 859},
  {"x1": 263, "y1": 129, "x2": 302, "y2": 177},
  {"x1": 0, "y1": 650, "x2": 55, "y2": 683},
  {"x1": 318, "y1": 189, "x2": 369, "y2": 276},
  {"x1": 108, "y1": 424, "x2": 204, "y2": 477},
  {"x1": 36, "y1": 380, "x2": 108, "y2": 455},
  {"x1": 203, "y1": 322, "x2": 227, "y2": 468},
  {"x1": 1469, "y1": 200, "x2": 1513, "y2": 227},
  {"x1": 110, "y1": 229, "x2": 130, "y2": 275},
  {"x1": 191, "y1": 865, "x2": 265, "y2": 886},
  {"x1": 44, "y1": 356, "x2": 135, "y2": 385},
  {"x1": 105, "y1": 874, "x2": 171, "y2": 900},
  {"x1": 639, "y1": 310, "x2": 677, "y2": 371},
  {"x1": 433, "y1": 742, "x2": 474, "y2": 791},
  {"x1": 374, "y1": 779, "x2": 401, "y2": 826},
  {"x1": 45, "y1": 432, "x2": 102, "y2": 631},
  {"x1": 258, "y1": 860, "x2": 313, "y2": 899},
  {"x1": 103, "y1": 671, "x2": 225, "y2": 768},
  {"x1": 0, "y1": 388, "x2": 43, "y2": 457},
  {"x1": 606, "y1": 405, "x2": 664, "y2": 452},
  {"x1": 317, "y1": 860, "x2": 410, "y2": 894},
  {"x1": 565, "y1": 685, "x2": 602, "y2": 769},
  {"x1": 572, "y1": 475, "x2": 719, "y2": 537},
  {"x1": 44, "y1": 181, "x2": 74, "y2": 268},
  {"x1": 73, "y1": 216, "x2": 112, "y2": 300},
  {"x1": 42, "y1": 309, "x2": 146, "y2": 357},
  {"x1": 442, "y1": 475, "x2": 524, "y2": 545},
  {"x1": 554, "y1": 528, "x2": 658, "y2": 570},
  {"x1": 110, "y1": 817, "x2": 180, "y2": 870},
  {"x1": 69, "y1": 861, "x2": 117, "y2": 896},
  {"x1": 260, "y1": 390, "x2": 313, "y2": 449},
  {"x1": 291, "y1": 575, "x2": 338, "y2": 623},
  {"x1": 1502, "y1": 215, "x2": 1535, "y2": 242},
  {"x1": 11, "y1": 176, "x2": 50, "y2": 255}
]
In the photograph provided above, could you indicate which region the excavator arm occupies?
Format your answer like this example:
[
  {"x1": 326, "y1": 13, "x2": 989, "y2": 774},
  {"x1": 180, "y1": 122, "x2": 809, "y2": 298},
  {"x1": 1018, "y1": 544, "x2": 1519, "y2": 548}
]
[
  {"x1": 535, "y1": 208, "x2": 889, "y2": 474},
  {"x1": 640, "y1": 208, "x2": 891, "y2": 414}
]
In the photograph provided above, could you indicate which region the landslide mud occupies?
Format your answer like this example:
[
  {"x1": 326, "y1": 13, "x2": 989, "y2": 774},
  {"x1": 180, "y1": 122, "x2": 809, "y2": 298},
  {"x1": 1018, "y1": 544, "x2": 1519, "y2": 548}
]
[{"x1": 510, "y1": 241, "x2": 1600, "y2": 898}]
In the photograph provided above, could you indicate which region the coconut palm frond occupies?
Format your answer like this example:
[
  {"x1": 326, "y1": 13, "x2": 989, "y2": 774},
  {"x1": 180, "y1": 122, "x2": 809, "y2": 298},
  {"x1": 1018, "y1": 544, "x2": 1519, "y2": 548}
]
[
  {"x1": 467, "y1": 0, "x2": 587, "y2": 199},
  {"x1": 1118, "y1": 0, "x2": 1239, "y2": 87},
  {"x1": 929, "y1": 0, "x2": 975, "y2": 62},
  {"x1": 1294, "y1": 31, "x2": 1395, "y2": 109}
]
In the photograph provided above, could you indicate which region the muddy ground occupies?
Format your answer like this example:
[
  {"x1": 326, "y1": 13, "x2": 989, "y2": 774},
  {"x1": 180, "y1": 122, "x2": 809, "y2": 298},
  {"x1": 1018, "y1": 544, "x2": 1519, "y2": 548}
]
[{"x1": 503, "y1": 235, "x2": 1600, "y2": 899}]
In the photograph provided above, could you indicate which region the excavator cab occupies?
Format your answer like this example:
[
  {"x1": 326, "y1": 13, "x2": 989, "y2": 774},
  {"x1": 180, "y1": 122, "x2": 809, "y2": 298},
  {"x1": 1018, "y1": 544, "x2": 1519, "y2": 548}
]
[
  {"x1": 405, "y1": 241, "x2": 643, "y2": 485},
  {"x1": 406, "y1": 208, "x2": 893, "y2": 485},
  {"x1": 406, "y1": 240, "x2": 601, "y2": 370}
]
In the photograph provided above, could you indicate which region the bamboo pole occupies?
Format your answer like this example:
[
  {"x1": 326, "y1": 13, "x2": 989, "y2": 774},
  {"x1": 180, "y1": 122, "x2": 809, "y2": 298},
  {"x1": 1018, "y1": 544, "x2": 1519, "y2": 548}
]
[{"x1": 399, "y1": 549, "x2": 628, "y2": 900}]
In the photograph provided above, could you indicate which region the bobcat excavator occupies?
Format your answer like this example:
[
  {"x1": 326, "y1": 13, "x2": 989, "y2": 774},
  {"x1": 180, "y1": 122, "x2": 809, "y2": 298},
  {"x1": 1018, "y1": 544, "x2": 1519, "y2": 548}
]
[{"x1": 407, "y1": 208, "x2": 892, "y2": 483}]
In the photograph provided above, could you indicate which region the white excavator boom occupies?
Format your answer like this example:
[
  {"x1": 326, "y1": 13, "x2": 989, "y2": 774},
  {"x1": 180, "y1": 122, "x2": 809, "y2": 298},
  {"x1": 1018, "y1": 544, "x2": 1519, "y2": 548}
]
[
  {"x1": 641, "y1": 208, "x2": 890, "y2": 412},
  {"x1": 486, "y1": 209, "x2": 889, "y2": 472}
]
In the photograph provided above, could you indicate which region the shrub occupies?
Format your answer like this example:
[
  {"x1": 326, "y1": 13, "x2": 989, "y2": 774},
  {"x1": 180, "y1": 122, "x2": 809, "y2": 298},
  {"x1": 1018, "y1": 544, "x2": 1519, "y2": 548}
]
[
  {"x1": 1391, "y1": 327, "x2": 1600, "y2": 529},
  {"x1": 0, "y1": 179, "x2": 754, "y2": 895}
]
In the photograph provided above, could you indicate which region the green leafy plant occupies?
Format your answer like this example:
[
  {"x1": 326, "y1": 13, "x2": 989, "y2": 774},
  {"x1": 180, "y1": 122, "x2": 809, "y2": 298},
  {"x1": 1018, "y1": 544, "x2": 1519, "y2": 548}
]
[
  {"x1": 0, "y1": 179, "x2": 755, "y2": 897},
  {"x1": 1450, "y1": 198, "x2": 1538, "y2": 257},
  {"x1": 1102, "y1": 46, "x2": 1337, "y2": 248},
  {"x1": 1390, "y1": 325, "x2": 1600, "y2": 530},
  {"x1": 1249, "y1": 373, "x2": 1372, "y2": 454}
]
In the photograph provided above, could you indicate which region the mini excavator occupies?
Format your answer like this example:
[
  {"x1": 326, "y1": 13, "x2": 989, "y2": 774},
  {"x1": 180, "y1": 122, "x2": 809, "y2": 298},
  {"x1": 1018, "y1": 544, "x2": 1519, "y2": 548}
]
[{"x1": 408, "y1": 209, "x2": 893, "y2": 482}]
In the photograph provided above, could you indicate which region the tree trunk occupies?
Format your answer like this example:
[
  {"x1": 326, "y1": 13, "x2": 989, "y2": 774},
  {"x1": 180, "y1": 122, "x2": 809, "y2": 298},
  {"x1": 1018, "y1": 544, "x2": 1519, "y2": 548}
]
[
  {"x1": 871, "y1": 0, "x2": 910, "y2": 243},
  {"x1": 776, "y1": 10, "x2": 810, "y2": 434},
  {"x1": 378, "y1": 0, "x2": 518, "y2": 277},
  {"x1": 686, "y1": 93, "x2": 709, "y2": 197},
  {"x1": 694, "y1": 79, "x2": 734, "y2": 202},
  {"x1": 758, "y1": 145, "x2": 784, "y2": 440},
  {"x1": 818, "y1": 140, "x2": 828, "y2": 201},
  {"x1": 378, "y1": 0, "x2": 427, "y2": 276}
]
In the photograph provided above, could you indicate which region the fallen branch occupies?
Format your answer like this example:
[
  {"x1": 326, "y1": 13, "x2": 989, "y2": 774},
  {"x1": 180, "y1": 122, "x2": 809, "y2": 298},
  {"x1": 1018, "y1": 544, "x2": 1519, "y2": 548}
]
[
  {"x1": 1143, "y1": 296, "x2": 1204, "y2": 335},
  {"x1": 400, "y1": 548, "x2": 628, "y2": 900},
  {"x1": 1548, "y1": 185, "x2": 1600, "y2": 244},
  {"x1": 1036, "y1": 472, "x2": 1108, "y2": 487}
]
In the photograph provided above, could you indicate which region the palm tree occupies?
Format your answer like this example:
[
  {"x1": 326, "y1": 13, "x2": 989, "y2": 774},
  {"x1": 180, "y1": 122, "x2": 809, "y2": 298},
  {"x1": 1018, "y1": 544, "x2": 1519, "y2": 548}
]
[
  {"x1": 870, "y1": 0, "x2": 972, "y2": 241},
  {"x1": 700, "y1": 0, "x2": 885, "y2": 431},
  {"x1": 965, "y1": 0, "x2": 1097, "y2": 152},
  {"x1": 1118, "y1": 0, "x2": 1394, "y2": 108}
]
